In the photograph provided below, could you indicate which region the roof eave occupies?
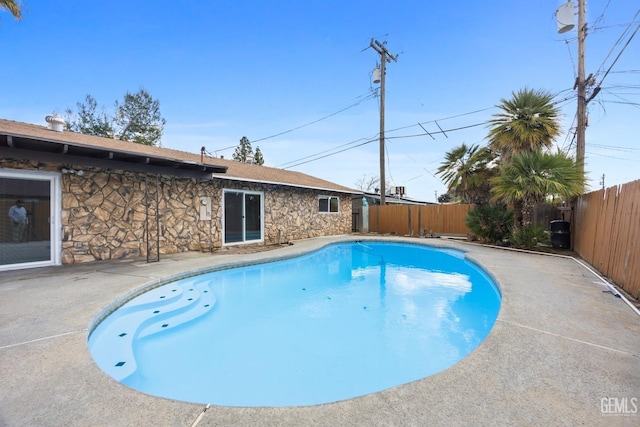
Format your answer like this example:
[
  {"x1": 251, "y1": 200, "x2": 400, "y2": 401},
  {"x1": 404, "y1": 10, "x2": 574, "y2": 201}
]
[
  {"x1": 0, "y1": 131, "x2": 228, "y2": 174},
  {"x1": 212, "y1": 174, "x2": 360, "y2": 195}
]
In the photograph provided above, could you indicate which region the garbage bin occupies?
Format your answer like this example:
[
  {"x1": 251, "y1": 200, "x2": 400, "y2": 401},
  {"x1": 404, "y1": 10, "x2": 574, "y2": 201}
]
[{"x1": 550, "y1": 220, "x2": 571, "y2": 248}]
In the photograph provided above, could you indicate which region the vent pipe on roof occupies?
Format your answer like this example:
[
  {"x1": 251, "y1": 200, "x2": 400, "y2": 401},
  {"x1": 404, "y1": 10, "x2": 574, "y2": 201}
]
[{"x1": 45, "y1": 114, "x2": 65, "y2": 132}]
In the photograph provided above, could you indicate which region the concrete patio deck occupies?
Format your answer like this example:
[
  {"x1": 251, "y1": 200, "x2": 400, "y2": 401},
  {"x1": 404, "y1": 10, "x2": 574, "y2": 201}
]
[{"x1": 1, "y1": 235, "x2": 639, "y2": 426}]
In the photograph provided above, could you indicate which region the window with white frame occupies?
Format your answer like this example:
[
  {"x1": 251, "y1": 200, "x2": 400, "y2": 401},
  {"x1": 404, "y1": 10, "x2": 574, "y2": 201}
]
[{"x1": 318, "y1": 195, "x2": 339, "y2": 213}]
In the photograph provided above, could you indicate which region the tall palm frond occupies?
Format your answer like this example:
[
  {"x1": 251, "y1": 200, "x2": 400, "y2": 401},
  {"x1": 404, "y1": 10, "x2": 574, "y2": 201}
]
[
  {"x1": 491, "y1": 150, "x2": 585, "y2": 226},
  {"x1": 436, "y1": 144, "x2": 496, "y2": 204},
  {"x1": 0, "y1": 0, "x2": 22, "y2": 20},
  {"x1": 487, "y1": 88, "x2": 561, "y2": 159}
]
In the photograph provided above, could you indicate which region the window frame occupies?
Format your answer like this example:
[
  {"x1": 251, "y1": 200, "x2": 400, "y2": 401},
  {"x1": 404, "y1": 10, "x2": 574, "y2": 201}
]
[
  {"x1": 318, "y1": 195, "x2": 340, "y2": 214},
  {"x1": 222, "y1": 189, "x2": 264, "y2": 246}
]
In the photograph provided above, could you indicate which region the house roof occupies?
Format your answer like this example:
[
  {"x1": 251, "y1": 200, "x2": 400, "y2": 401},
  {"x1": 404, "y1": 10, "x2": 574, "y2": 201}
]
[
  {"x1": 0, "y1": 118, "x2": 227, "y2": 175},
  {"x1": 210, "y1": 159, "x2": 358, "y2": 194},
  {"x1": 0, "y1": 118, "x2": 359, "y2": 194}
]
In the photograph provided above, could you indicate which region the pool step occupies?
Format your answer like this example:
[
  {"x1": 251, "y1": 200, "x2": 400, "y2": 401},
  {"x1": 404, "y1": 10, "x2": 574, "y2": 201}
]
[
  {"x1": 88, "y1": 277, "x2": 216, "y2": 382},
  {"x1": 137, "y1": 280, "x2": 216, "y2": 339}
]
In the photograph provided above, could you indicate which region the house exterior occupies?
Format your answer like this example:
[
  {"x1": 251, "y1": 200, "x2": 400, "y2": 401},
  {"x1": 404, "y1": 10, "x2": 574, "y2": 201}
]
[{"x1": 0, "y1": 118, "x2": 358, "y2": 271}]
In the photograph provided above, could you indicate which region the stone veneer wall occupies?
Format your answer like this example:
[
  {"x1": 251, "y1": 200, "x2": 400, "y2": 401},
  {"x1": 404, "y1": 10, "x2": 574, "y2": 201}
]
[
  {"x1": 218, "y1": 179, "x2": 352, "y2": 245},
  {"x1": 1, "y1": 160, "x2": 352, "y2": 264},
  {"x1": 61, "y1": 168, "x2": 224, "y2": 264}
]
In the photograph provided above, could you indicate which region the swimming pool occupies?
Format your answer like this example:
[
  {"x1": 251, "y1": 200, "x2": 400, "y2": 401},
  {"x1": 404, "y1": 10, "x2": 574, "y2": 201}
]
[{"x1": 88, "y1": 241, "x2": 501, "y2": 406}]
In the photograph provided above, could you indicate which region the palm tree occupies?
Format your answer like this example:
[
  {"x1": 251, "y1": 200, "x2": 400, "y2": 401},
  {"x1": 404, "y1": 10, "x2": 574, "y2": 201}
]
[
  {"x1": 491, "y1": 150, "x2": 585, "y2": 228},
  {"x1": 436, "y1": 143, "x2": 496, "y2": 205},
  {"x1": 487, "y1": 88, "x2": 561, "y2": 161},
  {"x1": 0, "y1": 0, "x2": 22, "y2": 20}
]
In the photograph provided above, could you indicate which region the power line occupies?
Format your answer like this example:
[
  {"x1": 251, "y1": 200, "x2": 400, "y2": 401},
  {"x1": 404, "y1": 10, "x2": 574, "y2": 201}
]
[
  {"x1": 565, "y1": 40, "x2": 578, "y2": 80},
  {"x1": 275, "y1": 103, "x2": 496, "y2": 168},
  {"x1": 595, "y1": 21, "x2": 640, "y2": 89},
  {"x1": 277, "y1": 135, "x2": 376, "y2": 168},
  {"x1": 560, "y1": 113, "x2": 578, "y2": 153},
  {"x1": 227, "y1": 103, "x2": 503, "y2": 163},
  {"x1": 587, "y1": 150, "x2": 640, "y2": 162},
  {"x1": 601, "y1": 99, "x2": 640, "y2": 109},
  {"x1": 252, "y1": 91, "x2": 377, "y2": 143},
  {"x1": 384, "y1": 141, "x2": 395, "y2": 188},
  {"x1": 281, "y1": 137, "x2": 378, "y2": 169},
  {"x1": 590, "y1": 143, "x2": 639, "y2": 152},
  {"x1": 384, "y1": 106, "x2": 496, "y2": 136},
  {"x1": 280, "y1": 121, "x2": 487, "y2": 170},
  {"x1": 386, "y1": 122, "x2": 487, "y2": 141},
  {"x1": 279, "y1": 87, "x2": 576, "y2": 170},
  {"x1": 592, "y1": 0, "x2": 613, "y2": 29},
  {"x1": 592, "y1": 21, "x2": 640, "y2": 31},
  {"x1": 590, "y1": 10, "x2": 640, "y2": 103},
  {"x1": 211, "y1": 91, "x2": 377, "y2": 155}
]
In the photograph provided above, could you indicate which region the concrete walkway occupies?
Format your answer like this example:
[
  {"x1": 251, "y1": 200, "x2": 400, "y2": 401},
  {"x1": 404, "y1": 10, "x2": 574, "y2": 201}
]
[{"x1": 1, "y1": 236, "x2": 638, "y2": 426}]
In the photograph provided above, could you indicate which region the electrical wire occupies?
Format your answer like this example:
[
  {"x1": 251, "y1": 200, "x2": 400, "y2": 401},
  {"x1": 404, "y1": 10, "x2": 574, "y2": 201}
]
[
  {"x1": 278, "y1": 105, "x2": 498, "y2": 169},
  {"x1": 566, "y1": 40, "x2": 578, "y2": 80},
  {"x1": 601, "y1": 99, "x2": 640, "y2": 108},
  {"x1": 601, "y1": 88, "x2": 640, "y2": 107},
  {"x1": 226, "y1": 84, "x2": 588, "y2": 173},
  {"x1": 592, "y1": 0, "x2": 613, "y2": 30},
  {"x1": 592, "y1": 21, "x2": 640, "y2": 31},
  {"x1": 587, "y1": 150, "x2": 640, "y2": 162},
  {"x1": 386, "y1": 122, "x2": 487, "y2": 140},
  {"x1": 590, "y1": 143, "x2": 639, "y2": 152},
  {"x1": 384, "y1": 107, "x2": 496, "y2": 136},
  {"x1": 560, "y1": 112, "x2": 578, "y2": 154},
  {"x1": 277, "y1": 135, "x2": 377, "y2": 168},
  {"x1": 211, "y1": 91, "x2": 377, "y2": 156},
  {"x1": 593, "y1": 11, "x2": 640, "y2": 91},
  {"x1": 251, "y1": 91, "x2": 377, "y2": 143},
  {"x1": 281, "y1": 137, "x2": 378, "y2": 169},
  {"x1": 594, "y1": 11, "x2": 639, "y2": 74},
  {"x1": 280, "y1": 87, "x2": 576, "y2": 170},
  {"x1": 280, "y1": 121, "x2": 488, "y2": 170},
  {"x1": 384, "y1": 141, "x2": 395, "y2": 188}
]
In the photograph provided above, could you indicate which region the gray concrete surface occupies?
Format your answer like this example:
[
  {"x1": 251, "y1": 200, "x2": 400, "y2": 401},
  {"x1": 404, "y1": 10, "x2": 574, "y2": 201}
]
[{"x1": 1, "y1": 235, "x2": 639, "y2": 426}]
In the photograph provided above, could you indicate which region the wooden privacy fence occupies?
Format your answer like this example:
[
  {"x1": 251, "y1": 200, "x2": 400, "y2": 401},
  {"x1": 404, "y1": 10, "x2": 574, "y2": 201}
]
[
  {"x1": 368, "y1": 204, "x2": 473, "y2": 236},
  {"x1": 573, "y1": 179, "x2": 640, "y2": 299}
]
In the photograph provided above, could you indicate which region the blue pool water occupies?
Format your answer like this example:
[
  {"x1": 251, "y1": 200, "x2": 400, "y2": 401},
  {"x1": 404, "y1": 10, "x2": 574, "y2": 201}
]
[{"x1": 88, "y1": 241, "x2": 501, "y2": 407}]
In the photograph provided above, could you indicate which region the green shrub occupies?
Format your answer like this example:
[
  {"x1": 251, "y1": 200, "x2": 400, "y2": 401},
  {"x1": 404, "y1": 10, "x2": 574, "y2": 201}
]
[
  {"x1": 510, "y1": 226, "x2": 550, "y2": 250},
  {"x1": 465, "y1": 204, "x2": 514, "y2": 244}
]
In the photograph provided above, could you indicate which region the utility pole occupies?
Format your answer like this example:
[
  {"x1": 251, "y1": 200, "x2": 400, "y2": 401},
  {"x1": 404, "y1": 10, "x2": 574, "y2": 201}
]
[
  {"x1": 576, "y1": 0, "x2": 587, "y2": 170},
  {"x1": 557, "y1": 0, "x2": 587, "y2": 171},
  {"x1": 370, "y1": 39, "x2": 397, "y2": 206}
]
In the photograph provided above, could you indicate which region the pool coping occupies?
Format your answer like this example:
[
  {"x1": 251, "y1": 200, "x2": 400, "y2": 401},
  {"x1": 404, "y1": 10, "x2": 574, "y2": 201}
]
[{"x1": 1, "y1": 235, "x2": 639, "y2": 426}]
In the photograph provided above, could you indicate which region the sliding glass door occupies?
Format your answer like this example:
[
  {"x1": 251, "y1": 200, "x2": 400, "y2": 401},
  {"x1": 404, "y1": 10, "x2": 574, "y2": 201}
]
[
  {"x1": 223, "y1": 190, "x2": 263, "y2": 245},
  {"x1": 0, "y1": 169, "x2": 61, "y2": 270}
]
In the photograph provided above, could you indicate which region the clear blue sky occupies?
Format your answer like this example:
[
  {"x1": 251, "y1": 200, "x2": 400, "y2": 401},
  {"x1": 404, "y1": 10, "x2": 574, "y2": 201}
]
[{"x1": 2, "y1": 1, "x2": 638, "y2": 202}]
